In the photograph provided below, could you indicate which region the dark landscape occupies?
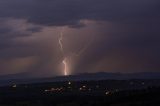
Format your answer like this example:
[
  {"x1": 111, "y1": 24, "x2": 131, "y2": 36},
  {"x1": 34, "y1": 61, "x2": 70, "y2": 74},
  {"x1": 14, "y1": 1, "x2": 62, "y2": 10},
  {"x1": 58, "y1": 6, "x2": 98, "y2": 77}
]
[{"x1": 0, "y1": 73, "x2": 160, "y2": 106}]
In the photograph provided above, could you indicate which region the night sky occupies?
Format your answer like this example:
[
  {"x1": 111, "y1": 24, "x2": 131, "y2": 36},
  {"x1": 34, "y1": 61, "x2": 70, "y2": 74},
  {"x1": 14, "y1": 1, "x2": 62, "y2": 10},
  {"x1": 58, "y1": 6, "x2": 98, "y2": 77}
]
[{"x1": 0, "y1": 0, "x2": 160, "y2": 78}]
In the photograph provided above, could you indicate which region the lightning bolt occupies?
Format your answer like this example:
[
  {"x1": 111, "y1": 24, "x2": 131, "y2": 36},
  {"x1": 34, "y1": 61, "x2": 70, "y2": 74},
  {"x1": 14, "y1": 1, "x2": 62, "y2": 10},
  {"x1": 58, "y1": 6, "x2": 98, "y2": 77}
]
[
  {"x1": 63, "y1": 58, "x2": 67, "y2": 76},
  {"x1": 58, "y1": 28, "x2": 94, "y2": 76},
  {"x1": 58, "y1": 30, "x2": 68, "y2": 76},
  {"x1": 59, "y1": 32, "x2": 64, "y2": 53}
]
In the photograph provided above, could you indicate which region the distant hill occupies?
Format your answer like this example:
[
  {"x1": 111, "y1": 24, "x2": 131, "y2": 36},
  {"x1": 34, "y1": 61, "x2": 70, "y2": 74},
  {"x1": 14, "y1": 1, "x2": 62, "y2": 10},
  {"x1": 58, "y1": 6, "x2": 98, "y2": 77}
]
[{"x1": 0, "y1": 72, "x2": 160, "y2": 86}]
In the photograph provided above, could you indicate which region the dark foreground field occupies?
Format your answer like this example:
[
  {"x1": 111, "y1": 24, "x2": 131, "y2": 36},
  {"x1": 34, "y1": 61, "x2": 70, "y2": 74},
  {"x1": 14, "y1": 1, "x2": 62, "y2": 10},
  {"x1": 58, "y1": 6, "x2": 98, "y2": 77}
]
[{"x1": 0, "y1": 80, "x2": 160, "y2": 106}]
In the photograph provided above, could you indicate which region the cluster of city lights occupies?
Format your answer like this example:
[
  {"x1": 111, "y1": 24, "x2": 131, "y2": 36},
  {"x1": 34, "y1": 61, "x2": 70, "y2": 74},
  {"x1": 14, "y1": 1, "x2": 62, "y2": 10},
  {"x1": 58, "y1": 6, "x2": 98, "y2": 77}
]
[
  {"x1": 44, "y1": 87, "x2": 64, "y2": 92},
  {"x1": 11, "y1": 81, "x2": 147, "y2": 96}
]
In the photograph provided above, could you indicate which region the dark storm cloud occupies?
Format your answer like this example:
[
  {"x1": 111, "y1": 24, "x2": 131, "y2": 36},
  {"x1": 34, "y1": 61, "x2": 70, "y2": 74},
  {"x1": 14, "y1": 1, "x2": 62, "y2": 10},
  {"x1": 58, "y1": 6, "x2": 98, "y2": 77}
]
[
  {"x1": 0, "y1": 0, "x2": 160, "y2": 77},
  {"x1": 26, "y1": 26, "x2": 42, "y2": 33},
  {"x1": 0, "y1": 19, "x2": 41, "y2": 52},
  {"x1": 0, "y1": 0, "x2": 160, "y2": 26},
  {"x1": 0, "y1": 27, "x2": 11, "y2": 35}
]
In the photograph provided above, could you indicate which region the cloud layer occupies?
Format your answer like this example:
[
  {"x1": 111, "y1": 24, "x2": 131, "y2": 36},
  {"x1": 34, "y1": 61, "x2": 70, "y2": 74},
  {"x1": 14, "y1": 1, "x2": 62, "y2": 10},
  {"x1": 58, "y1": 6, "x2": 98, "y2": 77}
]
[{"x1": 0, "y1": 0, "x2": 160, "y2": 77}]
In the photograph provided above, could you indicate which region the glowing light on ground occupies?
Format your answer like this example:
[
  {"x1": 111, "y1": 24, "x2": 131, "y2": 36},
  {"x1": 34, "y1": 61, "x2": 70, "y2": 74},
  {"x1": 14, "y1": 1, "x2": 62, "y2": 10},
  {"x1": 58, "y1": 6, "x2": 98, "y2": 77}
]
[
  {"x1": 68, "y1": 81, "x2": 71, "y2": 85},
  {"x1": 105, "y1": 91, "x2": 110, "y2": 95}
]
